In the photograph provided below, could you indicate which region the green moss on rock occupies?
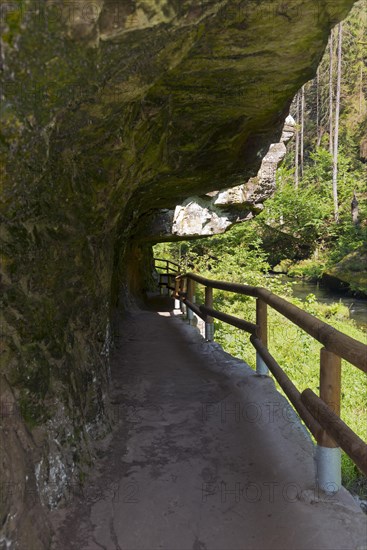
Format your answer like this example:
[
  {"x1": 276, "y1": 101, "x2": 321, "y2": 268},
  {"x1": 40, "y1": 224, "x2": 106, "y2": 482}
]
[{"x1": 324, "y1": 247, "x2": 367, "y2": 295}]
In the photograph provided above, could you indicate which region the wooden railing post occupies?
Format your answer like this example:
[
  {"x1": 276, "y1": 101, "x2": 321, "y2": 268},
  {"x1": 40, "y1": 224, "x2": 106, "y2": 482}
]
[
  {"x1": 205, "y1": 286, "x2": 214, "y2": 341},
  {"x1": 174, "y1": 277, "x2": 181, "y2": 310},
  {"x1": 163, "y1": 260, "x2": 169, "y2": 295},
  {"x1": 187, "y1": 278, "x2": 194, "y2": 324},
  {"x1": 315, "y1": 348, "x2": 342, "y2": 493},
  {"x1": 191, "y1": 280, "x2": 197, "y2": 323},
  {"x1": 256, "y1": 299, "x2": 268, "y2": 375},
  {"x1": 180, "y1": 277, "x2": 186, "y2": 316}
]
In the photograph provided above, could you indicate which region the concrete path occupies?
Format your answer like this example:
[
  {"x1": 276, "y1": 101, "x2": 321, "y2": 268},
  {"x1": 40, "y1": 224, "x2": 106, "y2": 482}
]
[{"x1": 52, "y1": 296, "x2": 366, "y2": 550}]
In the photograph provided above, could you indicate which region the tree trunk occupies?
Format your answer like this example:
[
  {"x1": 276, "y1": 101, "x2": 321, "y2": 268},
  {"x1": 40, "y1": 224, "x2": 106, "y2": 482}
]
[
  {"x1": 300, "y1": 85, "x2": 305, "y2": 177},
  {"x1": 359, "y1": 62, "x2": 363, "y2": 117},
  {"x1": 295, "y1": 91, "x2": 300, "y2": 188},
  {"x1": 316, "y1": 68, "x2": 321, "y2": 146},
  {"x1": 329, "y1": 31, "x2": 334, "y2": 155},
  {"x1": 332, "y1": 22, "x2": 343, "y2": 223}
]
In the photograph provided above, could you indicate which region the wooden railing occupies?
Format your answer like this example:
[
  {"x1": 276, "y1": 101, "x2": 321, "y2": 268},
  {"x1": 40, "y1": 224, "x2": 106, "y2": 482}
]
[
  {"x1": 154, "y1": 258, "x2": 180, "y2": 275},
  {"x1": 154, "y1": 258, "x2": 180, "y2": 293},
  {"x1": 174, "y1": 272, "x2": 367, "y2": 485}
]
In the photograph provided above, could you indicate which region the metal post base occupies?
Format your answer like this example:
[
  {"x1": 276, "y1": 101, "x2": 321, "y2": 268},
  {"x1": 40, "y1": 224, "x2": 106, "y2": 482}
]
[
  {"x1": 187, "y1": 308, "x2": 193, "y2": 323},
  {"x1": 315, "y1": 445, "x2": 341, "y2": 494},
  {"x1": 205, "y1": 323, "x2": 214, "y2": 341},
  {"x1": 256, "y1": 353, "x2": 269, "y2": 375}
]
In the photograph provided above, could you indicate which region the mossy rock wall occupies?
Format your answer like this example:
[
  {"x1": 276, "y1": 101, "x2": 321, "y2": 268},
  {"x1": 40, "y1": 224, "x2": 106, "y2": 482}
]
[
  {"x1": 323, "y1": 247, "x2": 367, "y2": 295},
  {"x1": 0, "y1": 1, "x2": 357, "y2": 547}
]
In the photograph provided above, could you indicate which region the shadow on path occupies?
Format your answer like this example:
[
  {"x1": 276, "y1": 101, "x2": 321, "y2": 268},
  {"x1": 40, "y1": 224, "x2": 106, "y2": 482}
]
[{"x1": 51, "y1": 295, "x2": 366, "y2": 550}]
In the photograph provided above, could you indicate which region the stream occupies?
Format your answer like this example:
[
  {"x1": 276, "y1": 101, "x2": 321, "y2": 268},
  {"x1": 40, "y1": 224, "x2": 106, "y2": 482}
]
[{"x1": 276, "y1": 276, "x2": 367, "y2": 331}]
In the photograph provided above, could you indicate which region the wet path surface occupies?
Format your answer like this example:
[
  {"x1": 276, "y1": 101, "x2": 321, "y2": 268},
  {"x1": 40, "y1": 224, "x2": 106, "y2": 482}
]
[{"x1": 51, "y1": 297, "x2": 366, "y2": 550}]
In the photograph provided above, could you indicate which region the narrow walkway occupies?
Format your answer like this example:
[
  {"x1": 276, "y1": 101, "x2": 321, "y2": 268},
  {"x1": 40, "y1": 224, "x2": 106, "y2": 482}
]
[{"x1": 52, "y1": 296, "x2": 366, "y2": 550}]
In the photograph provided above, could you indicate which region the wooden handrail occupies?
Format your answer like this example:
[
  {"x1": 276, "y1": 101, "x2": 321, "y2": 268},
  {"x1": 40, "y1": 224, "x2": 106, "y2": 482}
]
[
  {"x1": 186, "y1": 272, "x2": 259, "y2": 297},
  {"x1": 257, "y1": 288, "x2": 366, "y2": 374},
  {"x1": 174, "y1": 270, "x2": 367, "y2": 480},
  {"x1": 200, "y1": 304, "x2": 258, "y2": 334},
  {"x1": 251, "y1": 335, "x2": 324, "y2": 441},
  {"x1": 183, "y1": 297, "x2": 207, "y2": 321},
  {"x1": 154, "y1": 258, "x2": 180, "y2": 270},
  {"x1": 301, "y1": 389, "x2": 367, "y2": 475},
  {"x1": 179, "y1": 273, "x2": 366, "y2": 373}
]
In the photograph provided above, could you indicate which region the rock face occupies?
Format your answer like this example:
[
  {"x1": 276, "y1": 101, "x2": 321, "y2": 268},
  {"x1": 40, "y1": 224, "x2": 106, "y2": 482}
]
[
  {"x1": 0, "y1": 1, "x2": 357, "y2": 547},
  {"x1": 323, "y1": 246, "x2": 367, "y2": 295},
  {"x1": 142, "y1": 116, "x2": 295, "y2": 240}
]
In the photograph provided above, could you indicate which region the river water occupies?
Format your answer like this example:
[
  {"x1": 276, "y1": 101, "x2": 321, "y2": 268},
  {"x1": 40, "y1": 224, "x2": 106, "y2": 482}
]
[{"x1": 277, "y1": 276, "x2": 367, "y2": 331}]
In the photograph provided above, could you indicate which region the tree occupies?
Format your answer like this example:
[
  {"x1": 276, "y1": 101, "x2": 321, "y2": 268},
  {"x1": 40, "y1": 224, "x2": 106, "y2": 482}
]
[
  {"x1": 329, "y1": 30, "x2": 334, "y2": 154},
  {"x1": 300, "y1": 85, "x2": 305, "y2": 177},
  {"x1": 332, "y1": 22, "x2": 343, "y2": 223},
  {"x1": 316, "y1": 68, "x2": 323, "y2": 147},
  {"x1": 295, "y1": 91, "x2": 300, "y2": 188}
]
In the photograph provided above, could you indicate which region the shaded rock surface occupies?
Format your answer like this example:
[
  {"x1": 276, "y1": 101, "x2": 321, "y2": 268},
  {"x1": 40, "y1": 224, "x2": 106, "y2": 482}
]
[
  {"x1": 142, "y1": 116, "x2": 295, "y2": 240},
  {"x1": 0, "y1": 1, "x2": 358, "y2": 547},
  {"x1": 323, "y1": 246, "x2": 367, "y2": 295}
]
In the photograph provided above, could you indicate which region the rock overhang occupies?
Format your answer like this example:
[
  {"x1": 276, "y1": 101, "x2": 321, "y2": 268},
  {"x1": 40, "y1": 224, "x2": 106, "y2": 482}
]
[
  {"x1": 3, "y1": 1, "x2": 355, "y2": 218},
  {"x1": 138, "y1": 115, "x2": 295, "y2": 241},
  {"x1": 0, "y1": 2, "x2": 359, "y2": 548}
]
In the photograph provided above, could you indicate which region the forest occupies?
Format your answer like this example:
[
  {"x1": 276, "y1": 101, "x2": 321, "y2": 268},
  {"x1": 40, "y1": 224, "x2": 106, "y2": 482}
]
[{"x1": 154, "y1": 0, "x2": 367, "y2": 494}]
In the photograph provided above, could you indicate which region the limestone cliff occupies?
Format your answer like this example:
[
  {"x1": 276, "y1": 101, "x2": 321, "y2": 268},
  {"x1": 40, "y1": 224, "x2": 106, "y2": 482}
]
[{"x1": 0, "y1": 1, "x2": 357, "y2": 547}]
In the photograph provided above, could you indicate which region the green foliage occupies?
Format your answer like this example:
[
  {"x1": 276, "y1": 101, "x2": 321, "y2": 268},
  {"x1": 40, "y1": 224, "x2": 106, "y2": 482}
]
[
  {"x1": 256, "y1": 0, "x2": 367, "y2": 273},
  {"x1": 260, "y1": 163, "x2": 332, "y2": 244},
  {"x1": 327, "y1": 219, "x2": 367, "y2": 263},
  {"x1": 155, "y1": 222, "x2": 271, "y2": 284},
  {"x1": 287, "y1": 259, "x2": 327, "y2": 280},
  {"x1": 255, "y1": 146, "x2": 367, "y2": 271},
  {"x1": 258, "y1": 145, "x2": 367, "y2": 263}
]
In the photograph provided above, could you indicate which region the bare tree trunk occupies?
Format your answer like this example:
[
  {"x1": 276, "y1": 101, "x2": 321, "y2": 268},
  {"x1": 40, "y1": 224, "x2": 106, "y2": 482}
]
[
  {"x1": 316, "y1": 68, "x2": 321, "y2": 146},
  {"x1": 329, "y1": 31, "x2": 334, "y2": 155},
  {"x1": 332, "y1": 22, "x2": 343, "y2": 223},
  {"x1": 351, "y1": 192, "x2": 359, "y2": 225},
  {"x1": 359, "y1": 62, "x2": 363, "y2": 117},
  {"x1": 300, "y1": 85, "x2": 305, "y2": 177},
  {"x1": 295, "y1": 91, "x2": 300, "y2": 188}
]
